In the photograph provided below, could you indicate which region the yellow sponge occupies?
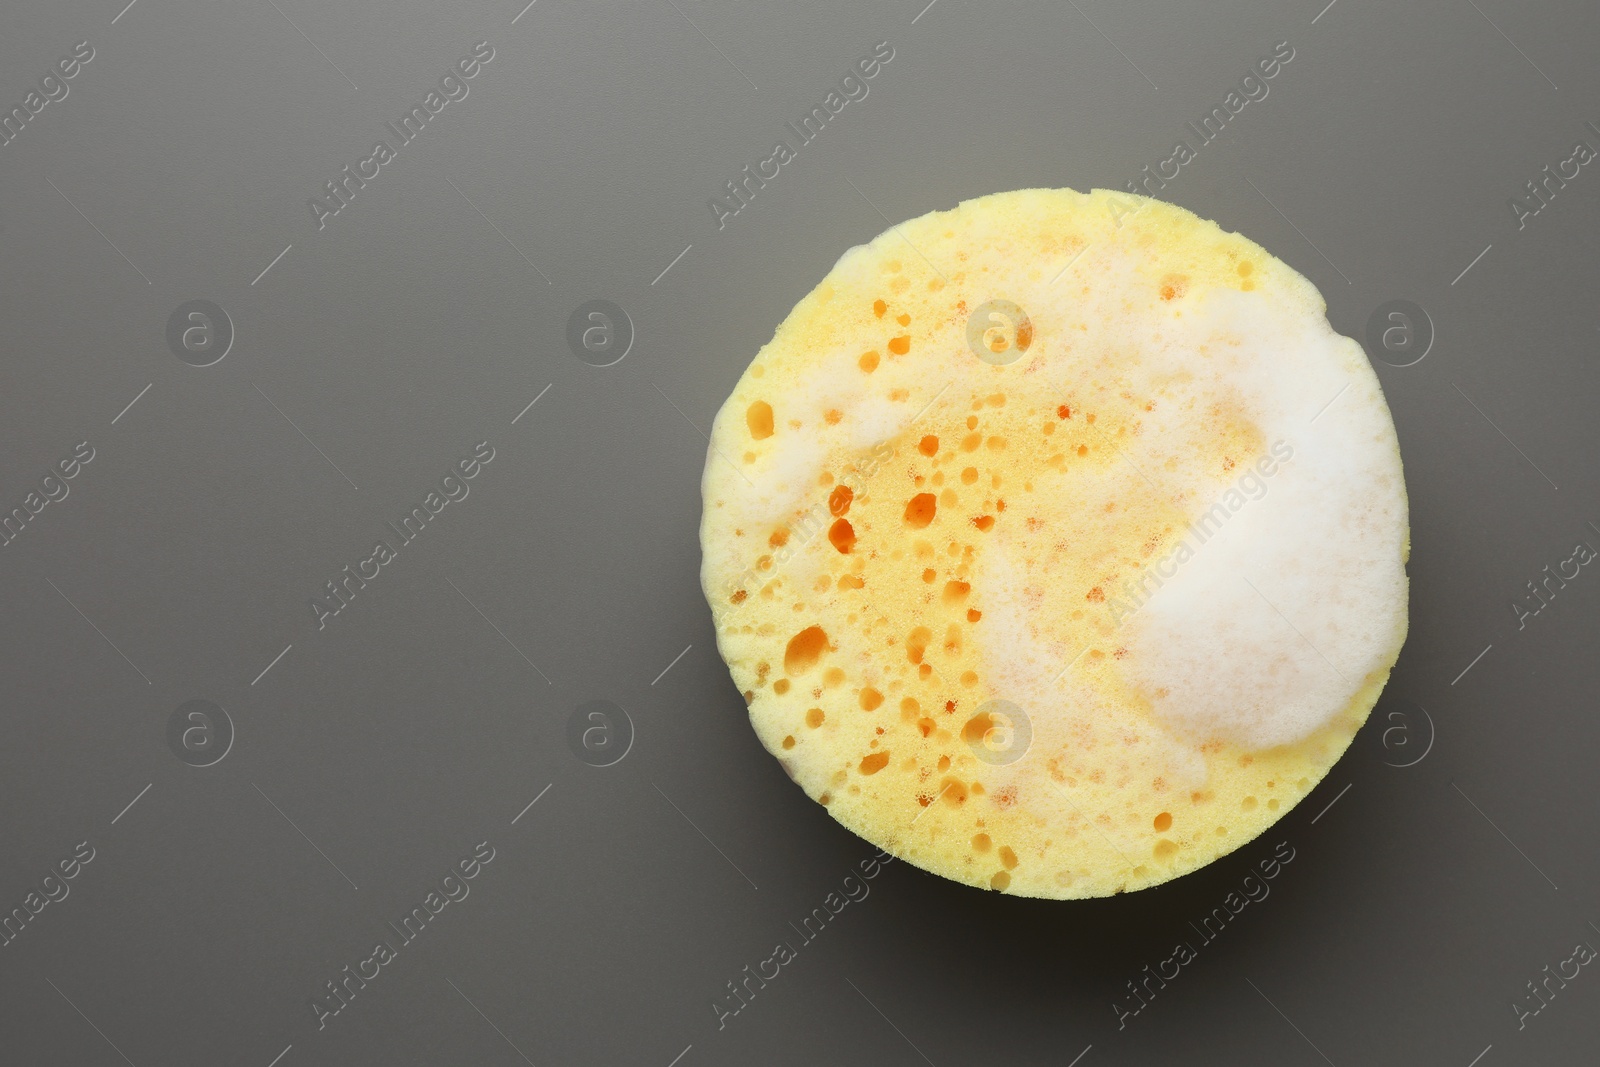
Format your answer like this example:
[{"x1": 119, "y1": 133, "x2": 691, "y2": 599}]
[{"x1": 699, "y1": 188, "x2": 1409, "y2": 898}]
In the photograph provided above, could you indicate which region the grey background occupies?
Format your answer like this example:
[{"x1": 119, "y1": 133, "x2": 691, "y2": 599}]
[{"x1": 1, "y1": 0, "x2": 1596, "y2": 1064}]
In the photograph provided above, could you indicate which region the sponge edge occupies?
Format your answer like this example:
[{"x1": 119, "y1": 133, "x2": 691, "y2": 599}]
[{"x1": 699, "y1": 187, "x2": 1409, "y2": 899}]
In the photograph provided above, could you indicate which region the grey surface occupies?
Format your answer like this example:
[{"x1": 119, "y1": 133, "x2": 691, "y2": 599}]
[{"x1": 1, "y1": 0, "x2": 1597, "y2": 1064}]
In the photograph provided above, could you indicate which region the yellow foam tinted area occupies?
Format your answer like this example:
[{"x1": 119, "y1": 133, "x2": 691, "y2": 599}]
[{"x1": 699, "y1": 188, "x2": 1408, "y2": 898}]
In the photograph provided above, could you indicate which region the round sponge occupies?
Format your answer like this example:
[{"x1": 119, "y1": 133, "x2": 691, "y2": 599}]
[{"x1": 699, "y1": 188, "x2": 1408, "y2": 898}]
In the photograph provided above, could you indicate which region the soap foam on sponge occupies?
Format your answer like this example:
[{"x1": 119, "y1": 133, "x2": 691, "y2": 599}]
[{"x1": 700, "y1": 188, "x2": 1409, "y2": 898}]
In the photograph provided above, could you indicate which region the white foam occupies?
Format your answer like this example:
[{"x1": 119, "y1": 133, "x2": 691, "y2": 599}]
[
  {"x1": 1118, "y1": 288, "x2": 1407, "y2": 748},
  {"x1": 974, "y1": 236, "x2": 1405, "y2": 750}
]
